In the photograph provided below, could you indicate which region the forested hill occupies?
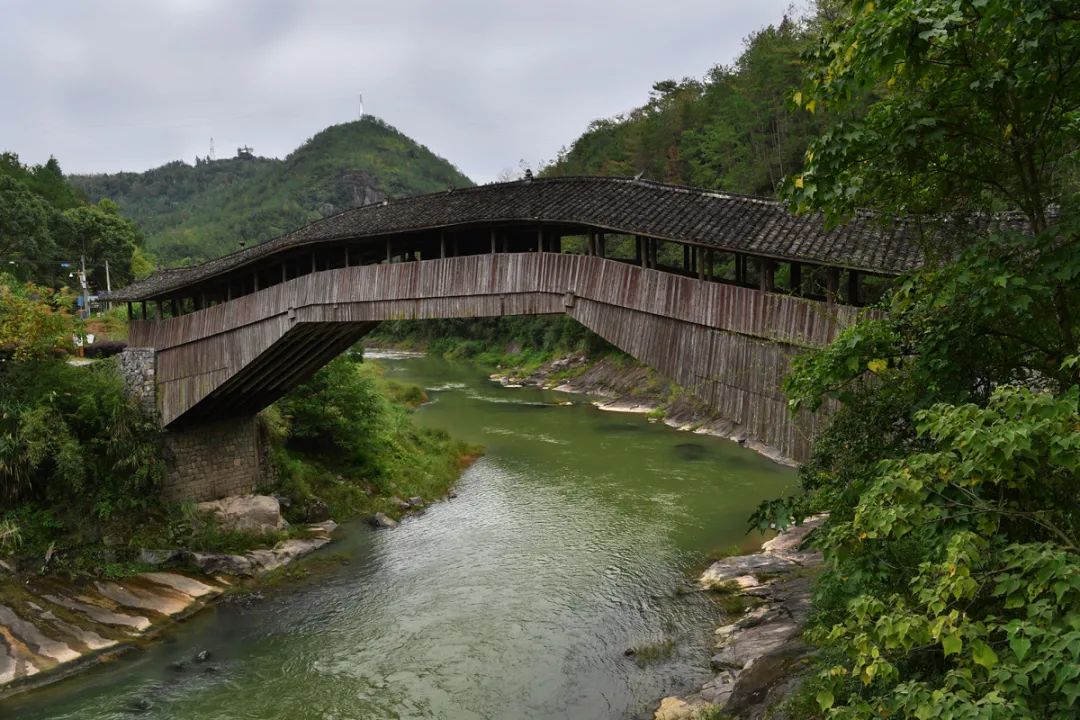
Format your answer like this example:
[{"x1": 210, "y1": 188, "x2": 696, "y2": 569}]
[
  {"x1": 543, "y1": 16, "x2": 823, "y2": 197},
  {"x1": 71, "y1": 117, "x2": 472, "y2": 266}
]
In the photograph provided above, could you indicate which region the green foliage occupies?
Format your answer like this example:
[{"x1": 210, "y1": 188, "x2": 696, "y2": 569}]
[
  {"x1": 0, "y1": 153, "x2": 82, "y2": 210},
  {"x1": 0, "y1": 357, "x2": 164, "y2": 507},
  {"x1": 71, "y1": 118, "x2": 473, "y2": 266},
  {"x1": 272, "y1": 354, "x2": 476, "y2": 519},
  {"x1": 765, "y1": 2, "x2": 1080, "y2": 718},
  {"x1": 0, "y1": 519, "x2": 20, "y2": 552},
  {"x1": 370, "y1": 315, "x2": 614, "y2": 368},
  {"x1": 809, "y1": 388, "x2": 1080, "y2": 719},
  {"x1": 0, "y1": 153, "x2": 145, "y2": 292},
  {"x1": 0, "y1": 175, "x2": 54, "y2": 276},
  {"x1": 57, "y1": 200, "x2": 142, "y2": 288},
  {"x1": 787, "y1": 0, "x2": 1080, "y2": 228},
  {"x1": 546, "y1": 15, "x2": 826, "y2": 196},
  {"x1": 275, "y1": 354, "x2": 384, "y2": 472},
  {"x1": 0, "y1": 274, "x2": 79, "y2": 360},
  {"x1": 629, "y1": 638, "x2": 676, "y2": 666}
]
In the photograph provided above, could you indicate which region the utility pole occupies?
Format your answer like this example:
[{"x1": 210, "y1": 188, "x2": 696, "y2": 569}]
[
  {"x1": 80, "y1": 255, "x2": 90, "y2": 319},
  {"x1": 104, "y1": 259, "x2": 112, "y2": 310}
]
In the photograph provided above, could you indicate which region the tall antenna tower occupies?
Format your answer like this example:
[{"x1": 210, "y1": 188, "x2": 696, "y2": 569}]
[
  {"x1": 208, "y1": 137, "x2": 216, "y2": 161},
  {"x1": 358, "y1": 93, "x2": 364, "y2": 121}
]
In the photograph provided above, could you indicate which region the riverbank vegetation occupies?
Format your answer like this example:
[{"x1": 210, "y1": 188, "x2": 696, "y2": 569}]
[
  {"x1": 0, "y1": 273, "x2": 476, "y2": 579},
  {"x1": 266, "y1": 353, "x2": 479, "y2": 524},
  {"x1": 368, "y1": 315, "x2": 616, "y2": 373},
  {"x1": 747, "y1": 2, "x2": 1080, "y2": 717}
]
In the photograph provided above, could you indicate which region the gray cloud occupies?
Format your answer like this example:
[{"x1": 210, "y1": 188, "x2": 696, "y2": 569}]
[{"x1": 1, "y1": 0, "x2": 796, "y2": 182}]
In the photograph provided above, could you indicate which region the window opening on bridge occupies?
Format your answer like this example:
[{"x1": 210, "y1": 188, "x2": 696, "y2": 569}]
[{"x1": 129, "y1": 227, "x2": 887, "y2": 322}]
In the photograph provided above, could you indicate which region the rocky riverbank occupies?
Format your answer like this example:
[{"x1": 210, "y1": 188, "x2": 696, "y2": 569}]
[
  {"x1": 0, "y1": 496, "x2": 337, "y2": 699},
  {"x1": 0, "y1": 482, "x2": 456, "y2": 701},
  {"x1": 490, "y1": 354, "x2": 796, "y2": 466},
  {"x1": 653, "y1": 516, "x2": 825, "y2": 720}
]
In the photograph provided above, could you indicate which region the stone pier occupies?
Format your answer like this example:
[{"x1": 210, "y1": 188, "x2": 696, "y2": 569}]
[{"x1": 119, "y1": 347, "x2": 270, "y2": 501}]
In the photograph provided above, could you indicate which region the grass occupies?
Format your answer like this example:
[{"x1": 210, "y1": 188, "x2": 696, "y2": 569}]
[
  {"x1": 706, "y1": 580, "x2": 756, "y2": 616},
  {"x1": 628, "y1": 638, "x2": 676, "y2": 666}
]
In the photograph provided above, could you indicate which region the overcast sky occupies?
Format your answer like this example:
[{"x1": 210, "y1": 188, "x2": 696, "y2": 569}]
[{"x1": 1, "y1": 0, "x2": 797, "y2": 183}]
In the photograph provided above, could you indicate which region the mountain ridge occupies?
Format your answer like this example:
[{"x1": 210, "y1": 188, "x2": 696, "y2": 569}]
[{"x1": 71, "y1": 117, "x2": 472, "y2": 266}]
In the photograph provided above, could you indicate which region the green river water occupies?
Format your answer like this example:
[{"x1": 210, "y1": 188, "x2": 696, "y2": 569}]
[{"x1": 7, "y1": 352, "x2": 795, "y2": 720}]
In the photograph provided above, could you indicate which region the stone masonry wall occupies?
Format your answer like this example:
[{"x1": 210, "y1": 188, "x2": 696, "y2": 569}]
[
  {"x1": 118, "y1": 347, "x2": 157, "y2": 418},
  {"x1": 119, "y1": 348, "x2": 269, "y2": 501},
  {"x1": 162, "y1": 416, "x2": 262, "y2": 502}
]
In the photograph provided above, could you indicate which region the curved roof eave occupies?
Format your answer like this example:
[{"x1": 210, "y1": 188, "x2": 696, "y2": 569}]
[{"x1": 108, "y1": 176, "x2": 923, "y2": 301}]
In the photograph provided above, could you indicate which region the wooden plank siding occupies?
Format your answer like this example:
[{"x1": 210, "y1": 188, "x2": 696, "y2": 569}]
[{"x1": 131, "y1": 253, "x2": 865, "y2": 461}]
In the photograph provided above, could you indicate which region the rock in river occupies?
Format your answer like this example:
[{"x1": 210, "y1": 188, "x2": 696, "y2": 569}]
[
  {"x1": 370, "y1": 512, "x2": 399, "y2": 529},
  {"x1": 197, "y1": 494, "x2": 288, "y2": 534}
]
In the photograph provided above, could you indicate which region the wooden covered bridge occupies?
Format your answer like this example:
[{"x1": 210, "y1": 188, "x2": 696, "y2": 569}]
[{"x1": 110, "y1": 176, "x2": 920, "y2": 500}]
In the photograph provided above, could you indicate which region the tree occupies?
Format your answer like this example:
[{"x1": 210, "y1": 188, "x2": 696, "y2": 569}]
[
  {"x1": 0, "y1": 274, "x2": 77, "y2": 361},
  {"x1": 58, "y1": 200, "x2": 142, "y2": 290},
  {"x1": 787, "y1": 0, "x2": 1080, "y2": 230},
  {"x1": 762, "y1": 2, "x2": 1080, "y2": 717},
  {"x1": 0, "y1": 176, "x2": 54, "y2": 278}
]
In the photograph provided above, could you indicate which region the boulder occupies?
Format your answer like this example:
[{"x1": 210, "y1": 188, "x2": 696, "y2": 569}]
[
  {"x1": 307, "y1": 520, "x2": 338, "y2": 538},
  {"x1": 724, "y1": 642, "x2": 814, "y2": 719},
  {"x1": 301, "y1": 498, "x2": 331, "y2": 523},
  {"x1": 653, "y1": 696, "x2": 714, "y2": 720},
  {"x1": 369, "y1": 512, "x2": 399, "y2": 529},
  {"x1": 406, "y1": 496, "x2": 424, "y2": 508},
  {"x1": 699, "y1": 554, "x2": 798, "y2": 590},
  {"x1": 138, "y1": 548, "x2": 181, "y2": 567},
  {"x1": 185, "y1": 551, "x2": 255, "y2": 577},
  {"x1": 197, "y1": 495, "x2": 288, "y2": 535}
]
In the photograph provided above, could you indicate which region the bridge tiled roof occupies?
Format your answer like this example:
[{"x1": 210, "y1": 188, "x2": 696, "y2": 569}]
[{"x1": 112, "y1": 176, "x2": 927, "y2": 301}]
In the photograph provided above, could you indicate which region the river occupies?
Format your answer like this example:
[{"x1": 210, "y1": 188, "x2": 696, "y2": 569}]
[{"x1": 7, "y1": 353, "x2": 794, "y2": 720}]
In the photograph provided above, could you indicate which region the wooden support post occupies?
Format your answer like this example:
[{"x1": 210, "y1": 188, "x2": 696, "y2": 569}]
[
  {"x1": 826, "y1": 267, "x2": 840, "y2": 304},
  {"x1": 490, "y1": 229, "x2": 497, "y2": 254},
  {"x1": 847, "y1": 270, "x2": 861, "y2": 305},
  {"x1": 597, "y1": 233, "x2": 605, "y2": 258},
  {"x1": 636, "y1": 236, "x2": 645, "y2": 268},
  {"x1": 760, "y1": 260, "x2": 776, "y2": 293},
  {"x1": 199, "y1": 293, "x2": 206, "y2": 310},
  {"x1": 790, "y1": 262, "x2": 802, "y2": 296},
  {"x1": 344, "y1": 247, "x2": 351, "y2": 267},
  {"x1": 706, "y1": 249, "x2": 714, "y2": 279},
  {"x1": 537, "y1": 227, "x2": 543, "y2": 252},
  {"x1": 253, "y1": 271, "x2": 259, "y2": 292},
  {"x1": 735, "y1": 255, "x2": 746, "y2": 285},
  {"x1": 311, "y1": 252, "x2": 317, "y2": 274},
  {"x1": 440, "y1": 231, "x2": 446, "y2": 259},
  {"x1": 588, "y1": 231, "x2": 596, "y2": 256},
  {"x1": 386, "y1": 239, "x2": 392, "y2": 263},
  {"x1": 683, "y1": 244, "x2": 690, "y2": 273},
  {"x1": 127, "y1": 303, "x2": 134, "y2": 321},
  {"x1": 140, "y1": 302, "x2": 147, "y2": 320},
  {"x1": 697, "y1": 247, "x2": 705, "y2": 281}
]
